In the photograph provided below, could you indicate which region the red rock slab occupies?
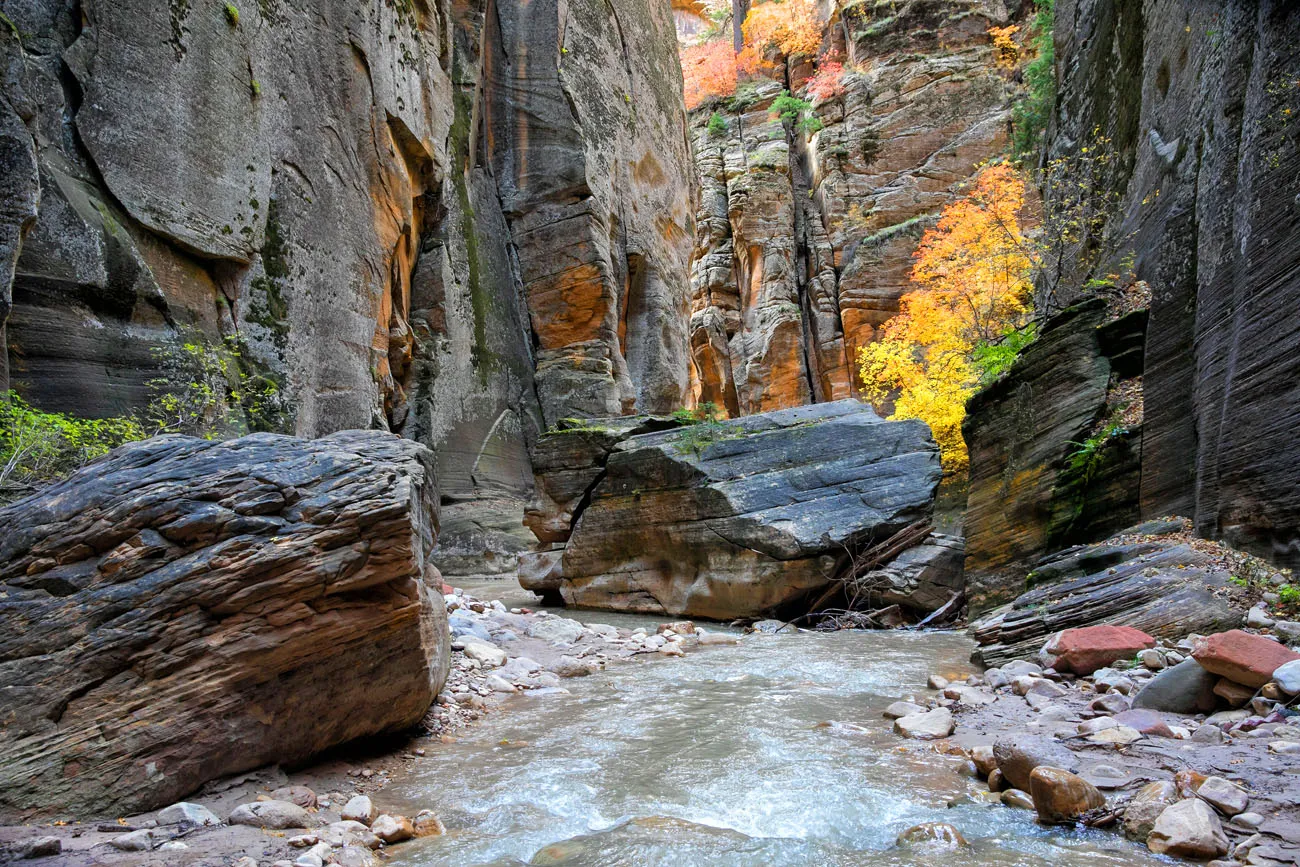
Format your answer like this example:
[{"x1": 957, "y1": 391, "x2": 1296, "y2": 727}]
[
  {"x1": 1192, "y1": 630, "x2": 1300, "y2": 689},
  {"x1": 1042, "y1": 625, "x2": 1156, "y2": 675}
]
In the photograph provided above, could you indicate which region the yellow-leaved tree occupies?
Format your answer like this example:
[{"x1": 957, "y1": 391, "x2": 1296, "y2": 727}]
[{"x1": 858, "y1": 163, "x2": 1035, "y2": 473}]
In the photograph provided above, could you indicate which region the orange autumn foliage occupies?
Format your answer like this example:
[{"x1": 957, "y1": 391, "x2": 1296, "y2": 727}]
[
  {"x1": 858, "y1": 164, "x2": 1034, "y2": 472},
  {"x1": 738, "y1": 0, "x2": 822, "y2": 73},
  {"x1": 681, "y1": 39, "x2": 738, "y2": 109}
]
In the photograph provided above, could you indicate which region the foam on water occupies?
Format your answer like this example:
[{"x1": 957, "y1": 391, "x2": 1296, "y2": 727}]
[{"x1": 382, "y1": 625, "x2": 1166, "y2": 866}]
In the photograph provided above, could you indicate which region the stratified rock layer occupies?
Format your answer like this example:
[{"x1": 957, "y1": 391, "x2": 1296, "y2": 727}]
[
  {"x1": 0, "y1": 432, "x2": 449, "y2": 821},
  {"x1": 1048, "y1": 0, "x2": 1300, "y2": 569},
  {"x1": 537, "y1": 400, "x2": 941, "y2": 619},
  {"x1": 970, "y1": 536, "x2": 1244, "y2": 668}
]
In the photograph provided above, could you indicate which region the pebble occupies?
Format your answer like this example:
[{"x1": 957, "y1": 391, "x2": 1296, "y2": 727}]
[
  {"x1": 1196, "y1": 776, "x2": 1249, "y2": 816},
  {"x1": 371, "y1": 814, "x2": 415, "y2": 844},
  {"x1": 1147, "y1": 799, "x2": 1229, "y2": 859},
  {"x1": 1029, "y1": 767, "x2": 1105, "y2": 824},
  {"x1": 1001, "y1": 788, "x2": 1034, "y2": 809},
  {"x1": 893, "y1": 707, "x2": 954, "y2": 739},
  {"x1": 341, "y1": 794, "x2": 378, "y2": 826},
  {"x1": 928, "y1": 674, "x2": 949, "y2": 690},
  {"x1": 157, "y1": 801, "x2": 221, "y2": 827}
]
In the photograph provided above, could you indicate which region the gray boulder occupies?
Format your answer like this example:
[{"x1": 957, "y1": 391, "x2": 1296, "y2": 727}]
[
  {"x1": 535, "y1": 401, "x2": 940, "y2": 619},
  {"x1": 1132, "y1": 659, "x2": 1219, "y2": 714},
  {"x1": 860, "y1": 533, "x2": 965, "y2": 613},
  {"x1": 0, "y1": 432, "x2": 449, "y2": 820},
  {"x1": 229, "y1": 800, "x2": 311, "y2": 830}
]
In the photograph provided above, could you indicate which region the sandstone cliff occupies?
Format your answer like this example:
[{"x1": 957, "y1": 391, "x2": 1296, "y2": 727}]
[
  {"x1": 687, "y1": 1, "x2": 1024, "y2": 413},
  {"x1": 0, "y1": 0, "x2": 696, "y2": 577},
  {"x1": 962, "y1": 0, "x2": 1300, "y2": 607}
]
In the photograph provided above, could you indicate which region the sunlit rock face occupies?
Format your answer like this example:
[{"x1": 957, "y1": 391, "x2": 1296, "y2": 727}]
[{"x1": 685, "y1": 2, "x2": 1020, "y2": 415}]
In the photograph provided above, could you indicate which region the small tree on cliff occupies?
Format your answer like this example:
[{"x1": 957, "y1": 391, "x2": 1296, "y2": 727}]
[{"x1": 858, "y1": 164, "x2": 1035, "y2": 473}]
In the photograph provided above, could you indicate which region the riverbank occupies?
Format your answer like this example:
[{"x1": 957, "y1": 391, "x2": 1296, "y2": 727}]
[
  {"x1": 892, "y1": 630, "x2": 1300, "y2": 865},
  {"x1": 0, "y1": 585, "x2": 733, "y2": 865}
]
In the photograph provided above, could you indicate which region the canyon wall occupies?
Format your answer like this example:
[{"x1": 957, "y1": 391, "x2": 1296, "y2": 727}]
[
  {"x1": 963, "y1": 0, "x2": 1300, "y2": 607},
  {"x1": 0, "y1": 0, "x2": 695, "y2": 578},
  {"x1": 687, "y1": 1, "x2": 1025, "y2": 414}
]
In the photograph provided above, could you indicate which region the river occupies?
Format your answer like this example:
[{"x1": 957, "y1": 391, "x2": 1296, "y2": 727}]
[{"x1": 380, "y1": 614, "x2": 1166, "y2": 866}]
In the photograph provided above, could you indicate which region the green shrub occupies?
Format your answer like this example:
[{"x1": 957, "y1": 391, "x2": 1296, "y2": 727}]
[
  {"x1": 223, "y1": 2, "x2": 240, "y2": 25},
  {"x1": 0, "y1": 391, "x2": 145, "y2": 501},
  {"x1": 1012, "y1": 0, "x2": 1055, "y2": 158},
  {"x1": 1065, "y1": 418, "x2": 1125, "y2": 485},
  {"x1": 707, "y1": 111, "x2": 728, "y2": 136},
  {"x1": 771, "y1": 91, "x2": 813, "y2": 123},
  {"x1": 972, "y1": 324, "x2": 1038, "y2": 383},
  {"x1": 146, "y1": 329, "x2": 288, "y2": 438}
]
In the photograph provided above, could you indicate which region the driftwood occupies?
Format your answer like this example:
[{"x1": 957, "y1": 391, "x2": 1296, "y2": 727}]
[{"x1": 796, "y1": 521, "x2": 937, "y2": 630}]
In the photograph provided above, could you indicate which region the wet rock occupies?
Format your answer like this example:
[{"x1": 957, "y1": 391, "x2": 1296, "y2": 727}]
[
  {"x1": 157, "y1": 801, "x2": 221, "y2": 827},
  {"x1": 0, "y1": 433, "x2": 449, "y2": 819},
  {"x1": 1146, "y1": 799, "x2": 1229, "y2": 859},
  {"x1": 893, "y1": 708, "x2": 954, "y2": 740},
  {"x1": 230, "y1": 800, "x2": 311, "y2": 830},
  {"x1": 341, "y1": 795, "x2": 378, "y2": 826},
  {"x1": 696, "y1": 632, "x2": 741, "y2": 646},
  {"x1": 1001, "y1": 789, "x2": 1035, "y2": 809},
  {"x1": 970, "y1": 745, "x2": 998, "y2": 777},
  {"x1": 895, "y1": 822, "x2": 968, "y2": 850},
  {"x1": 1123, "y1": 781, "x2": 1179, "y2": 842},
  {"x1": 1041, "y1": 626, "x2": 1156, "y2": 676},
  {"x1": 993, "y1": 737, "x2": 1079, "y2": 791},
  {"x1": 987, "y1": 769, "x2": 1006, "y2": 792},
  {"x1": 110, "y1": 829, "x2": 155, "y2": 851},
  {"x1": 1030, "y1": 767, "x2": 1105, "y2": 824},
  {"x1": 334, "y1": 847, "x2": 379, "y2": 867},
  {"x1": 883, "y1": 701, "x2": 926, "y2": 720},
  {"x1": 413, "y1": 810, "x2": 446, "y2": 838},
  {"x1": 552, "y1": 656, "x2": 595, "y2": 678},
  {"x1": 928, "y1": 675, "x2": 950, "y2": 690},
  {"x1": 1132, "y1": 658, "x2": 1219, "y2": 714},
  {"x1": 1192, "y1": 630, "x2": 1300, "y2": 689},
  {"x1": 1174, "y1": 770, "x2": 1208, "y2": 798},
  {"x1": 371, "y1": 814, "x2": 415, "y2": 844},
  {"x1": 486, "y1": 674, "x2": 518, "y2": 693},
  {"x1": 1196, "y1": 776, "x2": 1248, "y2": 816},
  {"x1": 751, "y1": 620, "x2": 794, "y2": 634}
]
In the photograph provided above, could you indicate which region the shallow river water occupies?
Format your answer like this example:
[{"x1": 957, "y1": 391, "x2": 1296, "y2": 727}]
[{"x1": 381, "y1": 621, "x2": 1168, "y2": 866}]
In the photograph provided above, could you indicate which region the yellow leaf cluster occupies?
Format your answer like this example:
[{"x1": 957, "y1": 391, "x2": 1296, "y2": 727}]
[
  {"x1": 739, "y1": 0, "x2": 821, "y2": 72},
  {"x1": 858, "y1": 164, "x2": 1034, "y2": 473},
  {"x1": 988, "y1": 25, "x2": 1021, "y2": 67}
]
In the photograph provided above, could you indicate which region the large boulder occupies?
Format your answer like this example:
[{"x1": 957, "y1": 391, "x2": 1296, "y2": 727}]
[
  {"x1": 1132, "y1": 658, "x2": 1219, "y2": 714},
  {"x1": 970, "y1": 537, "x2": 1243, "y2": 668},
  {"x1": 0, "y1": 431, "x2": 450, "y2": 820},
  {"x1": 993, "y1": 737, "x2": 1079, "y2": 792},
  {"x1": 859, "y1": 533, "x2": 965, "y2": 613},
  {"x1": 1146, "y1": 799, "x2": 1229, "y2": 859},
  {"x1": 1040, "y1": 625, "x2": 1155, "y2": 675},
  {"x1": 534, "y1": 401, "x2": 941, "y2": 619},
  {"x1": 1191, "y1": 630, "x2": 1300, "y2": 689}
]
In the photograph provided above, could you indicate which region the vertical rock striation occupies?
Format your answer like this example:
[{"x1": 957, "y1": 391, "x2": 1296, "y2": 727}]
[{"x1": 0, "y1": 0, "x2": 697, "y2": 574}]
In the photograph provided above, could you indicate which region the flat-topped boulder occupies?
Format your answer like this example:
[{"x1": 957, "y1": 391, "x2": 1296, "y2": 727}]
[
  {"x1": 0, "y1": 431, "x2": 450, "y2": 821},
  {"x1": 527, "y1": 401, "x2": 941, "y2": 619}
]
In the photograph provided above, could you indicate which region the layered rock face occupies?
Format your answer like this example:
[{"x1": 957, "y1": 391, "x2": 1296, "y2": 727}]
[
  {"x1": 688, "y1": 2, "x2": 1022, "y2": 413},
  {"x1": 963, "y1": 300, "x2": 1145, "y2": 609},
  {"x1": 0, "y1": 431, "x2": 449, "y2": 821},
  {"x1": 524, "y1": 400, "x2": 941, "y2": 619},
  {"x1": 0, "y1": 0, "x2": 695, "y2": 575},
  {"x1": 970, "y1": 533, "x2": 1244, "y2": 667},
  {"x1": 1045, "y1": 0, "x2": 1300, "y2": 568}
]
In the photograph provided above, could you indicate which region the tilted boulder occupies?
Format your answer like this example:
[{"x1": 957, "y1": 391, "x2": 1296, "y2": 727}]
[
  {"x1": 0, "y1": 431, "x2": 449, "y2": 820},
  {"x1": 1040, "y1": 625, "x2": 1156, "y2": 675},
  {"x1": 533, "y1": 401, "x2": 940, "y2": 619},
  {"x1": 1191, "y1": 629, "x2": 1300, "y2": 689}
]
